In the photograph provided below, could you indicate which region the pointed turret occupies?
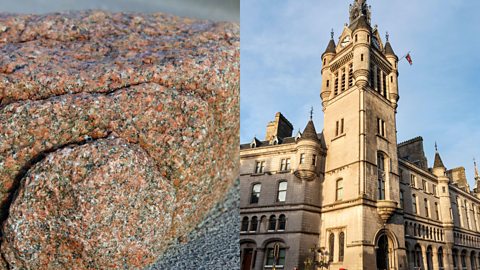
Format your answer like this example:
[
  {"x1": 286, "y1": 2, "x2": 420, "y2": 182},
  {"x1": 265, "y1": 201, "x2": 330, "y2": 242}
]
[
  {"x1": 321, "y1": 30, "x2": 337, "y2": 106},
  {"x1": 433, "y1": 152, "x2": 445, "y2": 169},
  {"x1": 301, "y1": 120, "x2": 319, "y2": 141},
  {"x1": 432, "y1": 143, "x2": 446, "y2": 177},
  {"x1": 294, "y1": 112, "x2": 321, "y2": 181},
  {"x1": 323, "y1": 37, "x2": 336, "y2": 56},
  {"x1": 384, "y1": 41, "x2": 395, "y2": 56}
]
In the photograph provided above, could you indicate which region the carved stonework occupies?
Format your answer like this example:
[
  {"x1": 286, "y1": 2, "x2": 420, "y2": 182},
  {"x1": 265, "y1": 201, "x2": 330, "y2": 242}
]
[
  {"x1": 349, "y1": 0, "x2": 371, "y2": 24},
  {"x1": 376, "y1": 200, "x2": 397, "y2": 224}
]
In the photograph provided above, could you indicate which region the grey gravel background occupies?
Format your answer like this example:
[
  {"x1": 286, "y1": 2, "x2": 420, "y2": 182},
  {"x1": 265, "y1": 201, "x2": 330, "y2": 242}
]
[{"x1": 148, "y1": 180, "x2": 240, "y2": 270}]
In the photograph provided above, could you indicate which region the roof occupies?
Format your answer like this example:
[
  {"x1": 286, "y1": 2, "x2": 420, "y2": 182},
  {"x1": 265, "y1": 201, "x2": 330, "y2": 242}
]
[
  {"x1": 323, "y1": 39, "x2": 336, "y2": 55},
  {"x1": 300, "y1": 120, "x2": 319, "y2": 141},
  {"x1": 433, "y1": 152, "x2": 446, "y2": 168},
  {"x1": 384, "y1": 41, "x2": 396, "y2": 56},
  {"x1": 349, "y1": 15, "x2": 371, "y2": 32}
]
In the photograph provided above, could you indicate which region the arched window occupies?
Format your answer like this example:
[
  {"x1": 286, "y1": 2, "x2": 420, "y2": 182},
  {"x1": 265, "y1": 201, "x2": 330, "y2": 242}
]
[
  {"x1": 426, "y1": 246, "x2": 433, "y2": 270},
  {"x1": 470, "y1": 251, "x2": 476, "y2": 270},
  {"x1": 438, "y1": 247, "x2": 444, "y2": 270},
  {"x1": 329, "y1": 233, "x2": 335, "y2": 262},
  {"x1": 241, "y1": 217, "x2": 249, "y2": 232},
  {"x1": 250, "y1": 216, "x2": 258, "y2": 232},
  {"x1": 339, "y1": 232, "x2": 345, "y2": 262},
  {"x1": 265, "y1": 242, "x2": 286, "y2": 267},
  {"x1": 277, "y1": 181, "x2": 288, "y2": 202},
  {"x1": 278, "y1": 214, "x2": 286, "y2": 231},
  {"x1": 334, "y1": 73, "x2": 339, "y2": 96},
  {"x1": 414, "y1": 244, "x2": 422, "y2": 268},
  {"x1": 377, "y1": 152, "x2": 386, "y2": 200},
  {"x1": 341, "y1": 68, "x2": 346, "y2": 92},
  {"x1": 250, "y1": 183, "x2": 261, "y2": 204},
  {"x1": 268, "y1": 215, "x2": 276, "y2": 231},
  {"x1": 452, "y1": 249, "x2": 458, "y2": 268},
  {"x1": 336, "y1": 179, "x2": 344, "y2": 201},
  {"x1": 412, "y1": 194, "x2": 417, "y2": 214},
  {"x1": 461, "y1": 250, "x2": 467, "y2": 269}
]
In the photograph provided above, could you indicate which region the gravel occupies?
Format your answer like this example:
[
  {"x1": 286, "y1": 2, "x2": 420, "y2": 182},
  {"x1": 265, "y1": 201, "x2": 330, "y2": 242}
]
[{"x1": 148, "y1": 179, "x2": 240, "y2": 270}]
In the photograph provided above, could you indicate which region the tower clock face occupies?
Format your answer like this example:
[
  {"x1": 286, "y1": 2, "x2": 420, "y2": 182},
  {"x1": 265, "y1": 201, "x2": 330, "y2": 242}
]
[{"x1": 341, "y1": 36, "x2": 350, "y2": 47}]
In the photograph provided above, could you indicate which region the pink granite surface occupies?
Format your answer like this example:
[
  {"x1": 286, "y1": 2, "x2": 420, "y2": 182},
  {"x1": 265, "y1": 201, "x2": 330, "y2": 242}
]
[{"x1": 0, "y1": 11, "x2": 239, "y2": 269}]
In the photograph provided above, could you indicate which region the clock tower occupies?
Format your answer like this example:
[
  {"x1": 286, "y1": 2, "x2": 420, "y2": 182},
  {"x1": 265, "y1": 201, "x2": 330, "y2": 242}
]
[{"x1": 319, "y1": 0, "x2": 406, "y2": 269}]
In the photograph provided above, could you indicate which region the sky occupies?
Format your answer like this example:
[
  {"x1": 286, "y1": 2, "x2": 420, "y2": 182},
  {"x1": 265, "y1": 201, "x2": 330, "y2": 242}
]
[
  {"x1": 241, "y1": 0, "x2": 480, "y2": 187},
  {"x1": 0, "y1": 0, "x2": 239, "y2": 22}
]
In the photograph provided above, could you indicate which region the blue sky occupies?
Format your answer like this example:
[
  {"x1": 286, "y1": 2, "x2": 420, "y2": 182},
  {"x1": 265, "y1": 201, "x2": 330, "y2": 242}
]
[{"x1": 241, "y1": 0, "x2": 480, "y2": 187}]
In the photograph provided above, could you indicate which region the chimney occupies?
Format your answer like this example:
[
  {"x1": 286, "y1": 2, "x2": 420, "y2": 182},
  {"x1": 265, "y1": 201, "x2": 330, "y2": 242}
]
[{"x1": 265, "y1": 112, "x2": 293, "y2": 141}]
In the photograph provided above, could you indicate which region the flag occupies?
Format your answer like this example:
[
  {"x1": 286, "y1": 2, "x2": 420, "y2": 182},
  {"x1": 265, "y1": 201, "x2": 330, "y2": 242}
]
[{"x1": 406, "y1": 53, "x2": 413, "y2": 65}]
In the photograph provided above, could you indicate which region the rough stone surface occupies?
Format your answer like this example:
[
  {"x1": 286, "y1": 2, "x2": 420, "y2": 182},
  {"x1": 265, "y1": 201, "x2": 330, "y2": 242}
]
[
  {"x1": 0, "y1": 11, "x2": 239, "y2": 269},
  {"x1": 149, "y1": 180, "x2": 239, "y2": 270}
]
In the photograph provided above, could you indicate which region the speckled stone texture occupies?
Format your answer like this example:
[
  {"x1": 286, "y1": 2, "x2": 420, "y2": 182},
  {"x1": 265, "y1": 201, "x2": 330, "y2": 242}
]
[{"x1": 0, "y1": 11, "x2": 239, "y2": 269}]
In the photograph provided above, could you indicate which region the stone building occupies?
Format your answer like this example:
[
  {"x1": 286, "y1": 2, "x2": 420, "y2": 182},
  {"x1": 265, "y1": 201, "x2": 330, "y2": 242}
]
[{"x1": 239, "y1": 1, "x2": 480, "y2": 270}]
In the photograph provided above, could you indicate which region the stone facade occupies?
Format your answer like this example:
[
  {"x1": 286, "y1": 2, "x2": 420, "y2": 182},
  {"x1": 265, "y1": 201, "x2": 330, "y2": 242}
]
[{"x1": 240, "y1": 1, "x2": 480, "y2": 270}]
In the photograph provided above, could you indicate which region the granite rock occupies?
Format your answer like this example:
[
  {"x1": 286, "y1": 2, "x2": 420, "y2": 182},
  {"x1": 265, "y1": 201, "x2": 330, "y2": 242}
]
[{"x1": 0, "y1": 11, "x2": 239, "y2": 269}]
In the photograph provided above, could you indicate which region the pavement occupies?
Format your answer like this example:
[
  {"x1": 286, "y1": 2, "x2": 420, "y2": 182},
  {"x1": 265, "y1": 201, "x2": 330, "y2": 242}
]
[{"x1": 148, "y1": 179, "x2": 240, "y2": 270}]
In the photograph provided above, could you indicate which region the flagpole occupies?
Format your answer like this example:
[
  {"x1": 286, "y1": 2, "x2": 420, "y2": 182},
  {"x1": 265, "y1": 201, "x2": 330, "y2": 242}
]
[{"x1": 398, "y1": 51, "x2": 411, "y2": 63}]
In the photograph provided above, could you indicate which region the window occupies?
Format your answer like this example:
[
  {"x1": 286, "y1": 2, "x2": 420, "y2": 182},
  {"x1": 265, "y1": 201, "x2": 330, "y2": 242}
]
[
  {"x1": 326, "y1": 80, "x2": 330, "y2": 88},
  {"x1": 250, "y1": 216, "x2": 258, "y2": 232},
  {"x1": 255, "y1": 161, "x2": 265, "y2": 174},
  {"x1": 277, "y1": 181, "x2": 288, "y2": 202},
  {"x1": 348, "y1": 63, "x2": 354, "y2": 87},
  {"x1": 341, "y1": 68, "x2": 346, "y2": 92},
  {"x1": 312, "y1": 154, "x2": 317, "y2": 166},
  {"x1": 435, "y1": 203, "x2": 440, "y2": 220},
  {"x1": 336, "y1": 119, "x2": 345, "y2": 136},
  {"x1": 422, "y1": 180, "x2": 427, "y2": 192},
  {"x1": 241, "y1": 217, "x2": 249, "y2": 232},
  {"x1": 400, "y1": 190, "x2": 404, "y2": 209},
  {"x1": 412, "y1": 194, "x2": 417, "y2": 214},
  {"x1": 336, "y1": 179, "x2": 344, "y2": 201},
  {"x1": 376, "y1": 67, "x2": 381, "y2": 93},
  {"x1": 334, "y1": 73, "x2": 339, "y2": 96},
  {"x1": 278, "y1": 214, "x2": 286, "y2": 231},
  {"x1": 453, "y1": 249, "x2": 458, "y2": 268},
  {"x1": 424, "y1": 199, "x2": 429, "y2": 217},
  {"x1": 442, "y1": 186, "x2": 446, "y2": 193},
  {"x1": 250, "y1": 184, "x2": 261, "y2": 204},
  {"x1": 280, "y1": 158, "x2": 291, "y2": 171},
  {"x1": 377, "y1": 118, "x2": 386, "y2": 137},
  {"x1": 377, "y1": 153, "x2": 386, "y2": 200},
  {"x1": 299, "y1": 153, "x2": 305, "y2": 164},
  {"x1": 382, "y1": 72, "x2": 387, "y2": 97},
  {"x1": 329, "y1": 233, "x2": 335, "y2": 262},
  {"x1": 265, "y1": 247, "x2": 286, "y2": 267},
  {"x1": 433, "y1": 184, "x2": 437, "y2": 196},
  {"x1": 339, "y1": 232, "x2": 345, "y2": 262},
  {"x1": 410, "y1": 175, "x2": 416, "y2": 188},
  {"x1": 438, "y1": 247, "x2": 444, "y2": 269},
  {"x1": 268, "y1": 215, "x2": 276, "y2": 231}
]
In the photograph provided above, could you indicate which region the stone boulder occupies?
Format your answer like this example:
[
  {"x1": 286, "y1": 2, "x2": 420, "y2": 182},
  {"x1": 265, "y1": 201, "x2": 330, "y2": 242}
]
[{"x1": 0, "y1": 11, "x2": 239, "y2": 269}]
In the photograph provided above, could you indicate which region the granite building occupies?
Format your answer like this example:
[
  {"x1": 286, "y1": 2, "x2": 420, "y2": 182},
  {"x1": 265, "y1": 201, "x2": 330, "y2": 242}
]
[{"x1": 239, "y1": 1, "x2": 480, "y2": 270}]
